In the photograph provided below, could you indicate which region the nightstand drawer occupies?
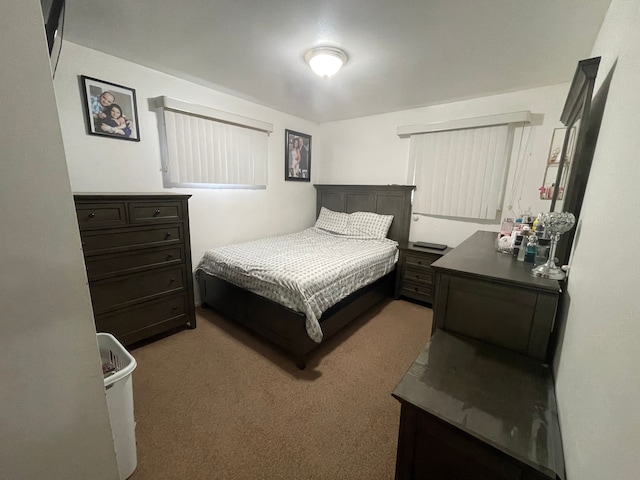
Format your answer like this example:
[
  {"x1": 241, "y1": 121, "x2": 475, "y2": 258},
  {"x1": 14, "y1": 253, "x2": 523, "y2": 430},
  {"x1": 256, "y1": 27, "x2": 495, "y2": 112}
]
[
  {"x1": 405, "y1": 252, "x2": 441, "y2": 269},
  {"x1": 403, "y1": 266, "x2": 434, "y2": 286},
  {"x1": 401, "y1": 281, "x2": 434, "y2": 302}
]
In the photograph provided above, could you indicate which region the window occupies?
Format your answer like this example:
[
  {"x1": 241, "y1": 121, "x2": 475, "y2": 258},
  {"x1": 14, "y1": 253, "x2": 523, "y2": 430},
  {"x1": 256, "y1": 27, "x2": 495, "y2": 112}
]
[
  {"x1": 155, "y1": 96, "x2": 273, "y2": 189},
  {"x1": 400, "y1": 111, "x2": 540, "y2": 220}
]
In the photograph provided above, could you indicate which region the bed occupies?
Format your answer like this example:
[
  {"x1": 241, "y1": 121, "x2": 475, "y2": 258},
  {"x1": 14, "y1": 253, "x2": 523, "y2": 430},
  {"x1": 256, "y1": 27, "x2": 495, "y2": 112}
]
[{"x1": 195, "y1": 184, "x2": 414, "y2": 369}]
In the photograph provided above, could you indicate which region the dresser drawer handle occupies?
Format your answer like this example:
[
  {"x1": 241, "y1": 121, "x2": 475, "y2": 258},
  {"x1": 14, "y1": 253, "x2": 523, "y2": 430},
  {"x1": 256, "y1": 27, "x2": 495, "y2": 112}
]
[
  {"x1": 170, "y1": 277, "x2": 176, "y2": 283},
  {"x1": 167, "y1": 253, "x2": 174, "y2": 260},
  {"x1": 165, "y1": 232, "x2": 172, "y2": 239},
  {"x1": 417, "y1": 260, "x2": 423, "y2": 265},
  {"x1": 153, "y1": 209, "x2": 161, "y2": 216},
  {"x1": 88, "y1": 212, "x2": 95, "y2": 219},
  {"x1": 414, "y1": 287, "x2": 420, "y2": 292},
  {"x1": 172, "y1": 305, "x2": 178, "y2": 311}
]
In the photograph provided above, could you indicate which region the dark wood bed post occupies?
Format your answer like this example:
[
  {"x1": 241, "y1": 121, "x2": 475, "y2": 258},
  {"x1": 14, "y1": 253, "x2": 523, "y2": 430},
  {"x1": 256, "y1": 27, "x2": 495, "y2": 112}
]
[{"x1": 197, "y1": 184, "x2": 415, "y2": 369}]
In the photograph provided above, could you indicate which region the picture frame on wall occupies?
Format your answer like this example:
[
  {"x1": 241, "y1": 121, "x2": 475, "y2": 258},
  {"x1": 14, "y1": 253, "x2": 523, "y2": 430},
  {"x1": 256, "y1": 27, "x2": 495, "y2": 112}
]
[
  {"x1": 80, "y1": 75, "x2": 140, "y2": 142},
  {"x1": 285, "y1": 129, "x2": 311, "y2": 181}
]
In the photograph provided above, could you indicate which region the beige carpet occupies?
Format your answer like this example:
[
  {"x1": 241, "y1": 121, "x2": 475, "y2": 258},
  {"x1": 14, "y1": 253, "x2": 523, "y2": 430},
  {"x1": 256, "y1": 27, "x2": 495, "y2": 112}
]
[{"x1": 128, "y1": 298, "x2": 432, "y2": 480}]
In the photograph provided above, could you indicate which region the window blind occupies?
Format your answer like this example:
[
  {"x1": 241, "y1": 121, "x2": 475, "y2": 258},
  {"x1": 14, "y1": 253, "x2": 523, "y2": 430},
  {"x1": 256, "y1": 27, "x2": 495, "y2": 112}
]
[
  {"x1": 156, "y1": 97, "x2": 271, "y2": 189},
  {"x1": 408, "y1": 124, "x2": 515, "y2": 220}
]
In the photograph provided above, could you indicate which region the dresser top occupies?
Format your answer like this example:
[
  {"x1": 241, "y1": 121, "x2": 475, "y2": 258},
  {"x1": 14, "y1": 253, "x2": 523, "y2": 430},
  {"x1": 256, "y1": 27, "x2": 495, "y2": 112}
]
[
  {"x1": 431, "y1": 230, "x2": 560, "y2": 292},
  {"x1": 392, "y1": 330, "x2": 565, "y2": 478},
  {"x1": 74, "y1": 192, "x2": 192, "y2": 200}
]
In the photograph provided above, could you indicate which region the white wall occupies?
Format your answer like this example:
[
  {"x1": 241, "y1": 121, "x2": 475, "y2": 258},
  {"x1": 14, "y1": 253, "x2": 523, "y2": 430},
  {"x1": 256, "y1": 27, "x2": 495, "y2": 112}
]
[
  {"x1": 317, "y1": 85, "x2": 570, "y2": 247},
  {"x1": 554, "y1": 1, "x2": 640, "y2": 478},
  {"x1": 53, "y1": 42, "x2": 320, "y2": 289},
  {"x1": 0, "y1": 2, "x2": 119, "y2": 479}
]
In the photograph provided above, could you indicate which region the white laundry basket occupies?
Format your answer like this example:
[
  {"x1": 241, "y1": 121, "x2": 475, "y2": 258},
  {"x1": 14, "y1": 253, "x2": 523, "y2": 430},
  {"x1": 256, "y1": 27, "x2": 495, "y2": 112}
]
[{"x1": 98, "y1": 333, "x2": 138, "y2": 480}]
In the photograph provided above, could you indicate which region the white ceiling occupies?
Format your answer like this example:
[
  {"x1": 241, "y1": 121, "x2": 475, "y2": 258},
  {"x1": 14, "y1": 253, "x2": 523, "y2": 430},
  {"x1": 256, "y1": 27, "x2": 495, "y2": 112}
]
[{"x1": 63, "y1": 0, "x2": 611, "y2": 123}]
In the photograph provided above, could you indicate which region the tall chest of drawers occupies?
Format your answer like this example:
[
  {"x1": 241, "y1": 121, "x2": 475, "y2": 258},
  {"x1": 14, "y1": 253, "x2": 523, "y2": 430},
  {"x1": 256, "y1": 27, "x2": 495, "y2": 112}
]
[{"x1": 74, "y1": 193, "x2": 196, "y2": 347}]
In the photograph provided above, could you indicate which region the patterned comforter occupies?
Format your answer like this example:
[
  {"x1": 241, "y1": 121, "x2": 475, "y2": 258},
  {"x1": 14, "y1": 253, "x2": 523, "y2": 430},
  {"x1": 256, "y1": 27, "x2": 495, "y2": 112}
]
[{"x1": 196, "y1": 227, "x2": 399, "y2": 342}]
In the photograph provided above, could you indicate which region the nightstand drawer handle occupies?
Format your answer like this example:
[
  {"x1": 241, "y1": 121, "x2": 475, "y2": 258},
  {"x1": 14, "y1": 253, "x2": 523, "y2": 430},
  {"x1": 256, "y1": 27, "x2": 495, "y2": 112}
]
[
  {"x1": 153, "y1": 209, "x2": 161, "y2": 216},
  {"x1": 88, "y1": 212, "x2": 95, "y2": 218}
]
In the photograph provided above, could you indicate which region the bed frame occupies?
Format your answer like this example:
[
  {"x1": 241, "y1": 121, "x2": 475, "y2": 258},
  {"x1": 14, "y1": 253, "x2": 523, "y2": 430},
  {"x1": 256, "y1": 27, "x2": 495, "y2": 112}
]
[{"x1": 196, "y1": 184, "x2": 415, "y2": 369}]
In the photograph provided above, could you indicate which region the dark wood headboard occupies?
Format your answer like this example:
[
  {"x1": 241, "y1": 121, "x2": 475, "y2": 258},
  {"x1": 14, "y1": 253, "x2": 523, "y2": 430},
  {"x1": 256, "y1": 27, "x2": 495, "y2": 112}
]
[{"x1": 314, "y1": 184, "x2": 415, "y2": 246}]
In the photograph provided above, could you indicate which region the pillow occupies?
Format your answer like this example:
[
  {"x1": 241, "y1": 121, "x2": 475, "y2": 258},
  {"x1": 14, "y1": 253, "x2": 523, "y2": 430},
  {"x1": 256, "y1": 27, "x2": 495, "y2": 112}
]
[
  {"x1": 314, "y1": 207, "x2": 349, "y2": 234},
  {"x1": 345, "y1": 211, "x2": 394, "y2": 239}
]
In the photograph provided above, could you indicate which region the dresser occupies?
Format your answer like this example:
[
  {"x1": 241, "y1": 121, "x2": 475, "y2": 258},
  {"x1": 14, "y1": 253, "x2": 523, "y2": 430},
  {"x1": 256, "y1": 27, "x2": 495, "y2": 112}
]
[
  {"x1": 74, "y1": 193, "x2": 196, "y2": 346},
  {"x1": 393, "y1": 330, "x2": 565, "y2": 480},
  {"x1": 394, "y1": 243, "x2": 453, "y2": 304},
  {"x1": 431, "y1": 230, "x2": 561, "y2": 361}
]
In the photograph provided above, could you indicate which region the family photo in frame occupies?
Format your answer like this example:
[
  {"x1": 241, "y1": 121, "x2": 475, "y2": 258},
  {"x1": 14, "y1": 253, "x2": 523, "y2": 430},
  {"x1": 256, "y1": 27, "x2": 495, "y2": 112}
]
[
  {"x1": 81, "y1": 75, "x2": 140, "y2": 141},
  {"x1": 285, "y1": 129, "x2": 311, "y2": 181}
]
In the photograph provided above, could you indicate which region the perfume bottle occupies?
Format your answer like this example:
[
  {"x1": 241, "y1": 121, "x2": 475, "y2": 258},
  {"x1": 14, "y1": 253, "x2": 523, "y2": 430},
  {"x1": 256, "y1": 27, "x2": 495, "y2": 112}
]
[
  {"x1": 517, "y1": 236, "x2": 527, "y2": 261},
  {"x1": 524, "y1": 235, "x2": 537, "y2": 263}
]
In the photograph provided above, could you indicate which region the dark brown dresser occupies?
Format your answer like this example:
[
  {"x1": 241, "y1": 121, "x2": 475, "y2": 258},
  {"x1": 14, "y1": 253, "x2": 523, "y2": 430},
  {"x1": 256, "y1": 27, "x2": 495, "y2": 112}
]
[
  {"x1": 74, "y1": 193, "x2": 196, "y2": 346},
  {"x1": 431, "y1": 230, "x2": 561, "y2": 361},
  {"x1": 393, "y1": 330, "x2": 564, "y2": 480},
  {"x1": 395, "y1": 243, "x2": 453, "y2": 304}
]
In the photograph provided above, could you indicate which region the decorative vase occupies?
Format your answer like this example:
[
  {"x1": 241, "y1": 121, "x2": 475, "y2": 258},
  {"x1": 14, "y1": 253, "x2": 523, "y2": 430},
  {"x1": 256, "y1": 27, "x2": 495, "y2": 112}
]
[{"x1": 531, "y1": 212, "x2": 576, "y2": 280}]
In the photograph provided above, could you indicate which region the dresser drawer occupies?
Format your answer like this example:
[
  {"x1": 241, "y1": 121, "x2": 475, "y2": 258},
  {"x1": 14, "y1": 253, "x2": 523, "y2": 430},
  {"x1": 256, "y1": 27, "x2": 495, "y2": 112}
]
[
  {"x1": 129, "y1": 201, "x2": 183, "y2": 224},
  {"x1": 90, "y1": 265, "x2": 185, "y2": 314},
  {"x1": 95, "y1": 293, "x2": 189, "y2": 346},
  {"x1": 405, "y1": 252, "x2": 441, "y2": 269},
  {"x1": 402, "y1": 266, "x2": 434, "y2": 286},
  {"x1": 81, "y1": 225, "x2": 182, "y2": 254},
  {"x1": 401, "y1": 281, "x2": 434, "y2": 303},
  {"x1": 76, "y1": 203, "x2": 127, "y2": 230},
  {"x1": 85, "y1": 246, "x2": 184, "y2": 280}
]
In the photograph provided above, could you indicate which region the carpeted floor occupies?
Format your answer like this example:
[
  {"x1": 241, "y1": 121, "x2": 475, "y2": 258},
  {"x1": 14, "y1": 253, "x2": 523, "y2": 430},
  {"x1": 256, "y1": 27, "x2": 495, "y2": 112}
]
[{"x1": 127, "y1": 298, "x2": 432, "y2": 480}]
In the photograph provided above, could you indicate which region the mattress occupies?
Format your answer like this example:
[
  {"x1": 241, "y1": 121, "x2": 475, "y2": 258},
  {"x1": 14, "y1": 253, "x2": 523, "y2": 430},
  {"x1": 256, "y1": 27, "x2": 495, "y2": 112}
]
[{"x1": 196, "y1": 227, "x2": 399, "y2": 342}]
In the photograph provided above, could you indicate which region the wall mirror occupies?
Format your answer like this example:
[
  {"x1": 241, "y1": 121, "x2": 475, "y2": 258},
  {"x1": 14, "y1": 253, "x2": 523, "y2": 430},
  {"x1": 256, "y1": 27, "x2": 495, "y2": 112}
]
[{"x1": 549, "y1": 57, "x2": 601, "y2": 266}]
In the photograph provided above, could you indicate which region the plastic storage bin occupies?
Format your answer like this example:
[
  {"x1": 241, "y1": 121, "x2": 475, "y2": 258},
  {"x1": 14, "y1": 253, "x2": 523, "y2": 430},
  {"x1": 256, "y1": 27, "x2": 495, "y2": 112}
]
[{"x1": 98, "y1": 333, "x2": 138, "y2": 480}]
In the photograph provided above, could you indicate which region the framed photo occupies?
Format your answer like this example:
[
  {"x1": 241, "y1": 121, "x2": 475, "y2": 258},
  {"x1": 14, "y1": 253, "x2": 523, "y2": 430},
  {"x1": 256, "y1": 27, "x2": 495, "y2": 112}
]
[
  {"x1": 285, "y1": 129, "x2": 311, "y2": 181},
  {"x1": 80, "y1": 75, "x2": 140, "y2": 141}
]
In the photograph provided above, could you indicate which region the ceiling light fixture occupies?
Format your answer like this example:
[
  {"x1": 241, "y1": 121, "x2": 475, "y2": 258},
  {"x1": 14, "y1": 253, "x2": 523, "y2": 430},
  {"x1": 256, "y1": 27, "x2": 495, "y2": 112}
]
[{"x1": 304, "y1": 47, "x2": 348, "y2": 79}]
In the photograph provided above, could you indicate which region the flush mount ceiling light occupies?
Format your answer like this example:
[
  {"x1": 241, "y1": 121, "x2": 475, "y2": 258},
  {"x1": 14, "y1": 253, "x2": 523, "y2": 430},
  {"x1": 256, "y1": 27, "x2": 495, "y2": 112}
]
[{"x1": 304, "y1": 47, "x2": 348, "y2": 79}]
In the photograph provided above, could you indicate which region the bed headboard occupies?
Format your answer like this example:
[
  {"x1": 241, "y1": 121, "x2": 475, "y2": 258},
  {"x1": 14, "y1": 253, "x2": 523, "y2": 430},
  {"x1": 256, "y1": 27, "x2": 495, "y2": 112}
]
[{"x1": 314, "y1": 184, "x2": 415, "y2": 246}]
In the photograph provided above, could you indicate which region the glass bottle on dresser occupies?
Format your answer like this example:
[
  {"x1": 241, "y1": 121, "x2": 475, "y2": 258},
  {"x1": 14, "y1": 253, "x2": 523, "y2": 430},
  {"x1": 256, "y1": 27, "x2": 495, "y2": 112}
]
[{"x1": 524, "y1": 235, "x2": 538, "y2": 263}]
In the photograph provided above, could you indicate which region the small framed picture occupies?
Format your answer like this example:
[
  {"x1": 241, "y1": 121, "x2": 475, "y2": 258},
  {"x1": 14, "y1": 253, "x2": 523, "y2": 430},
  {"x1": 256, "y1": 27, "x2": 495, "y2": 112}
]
[
  {"x1": 80, "y1": 75, "x2": 140, "y2": 141},
  {"x1": 285, "y1": 129, "x2": 311, "y2": 181}
]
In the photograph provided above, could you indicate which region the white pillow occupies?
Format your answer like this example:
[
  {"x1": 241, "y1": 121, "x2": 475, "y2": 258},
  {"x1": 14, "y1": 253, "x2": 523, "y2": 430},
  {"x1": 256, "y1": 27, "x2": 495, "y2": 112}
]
[
  {"x1": 314, "y1": 207, "x2": 349, "y2": 233},
  {"x1": 346, "y1": 211, "x2": 394, "y2": 239}
]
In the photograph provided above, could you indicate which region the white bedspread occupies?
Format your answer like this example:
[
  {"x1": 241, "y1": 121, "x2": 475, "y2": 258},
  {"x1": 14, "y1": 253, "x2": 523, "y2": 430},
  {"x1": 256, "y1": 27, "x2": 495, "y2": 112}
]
[{"x1": 196, "y1": 227, "x2": 398, "y2": 342}]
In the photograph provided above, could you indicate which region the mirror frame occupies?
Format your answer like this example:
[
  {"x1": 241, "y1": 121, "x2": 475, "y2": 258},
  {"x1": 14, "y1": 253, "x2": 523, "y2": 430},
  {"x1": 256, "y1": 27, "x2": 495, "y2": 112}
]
[{"x1": 550, "y1": 57, "x2": 601, "y2": 266}]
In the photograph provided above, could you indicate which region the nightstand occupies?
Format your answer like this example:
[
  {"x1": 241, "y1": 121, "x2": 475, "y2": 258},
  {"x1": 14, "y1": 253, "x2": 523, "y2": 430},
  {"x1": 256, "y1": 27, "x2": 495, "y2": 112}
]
[{"x1": 395, "y1": 243, "x2": 453, "y2": 304}]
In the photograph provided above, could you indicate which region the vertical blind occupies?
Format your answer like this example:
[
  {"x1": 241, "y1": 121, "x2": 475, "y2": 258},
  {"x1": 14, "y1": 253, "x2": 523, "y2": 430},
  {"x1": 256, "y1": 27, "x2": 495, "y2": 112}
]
[
  {"x1": 155, "y1": 97, "x2": 272, "y2": 189},
  {"x1": 407, "y1": 124, "x2": 515, "y2": 220}
]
